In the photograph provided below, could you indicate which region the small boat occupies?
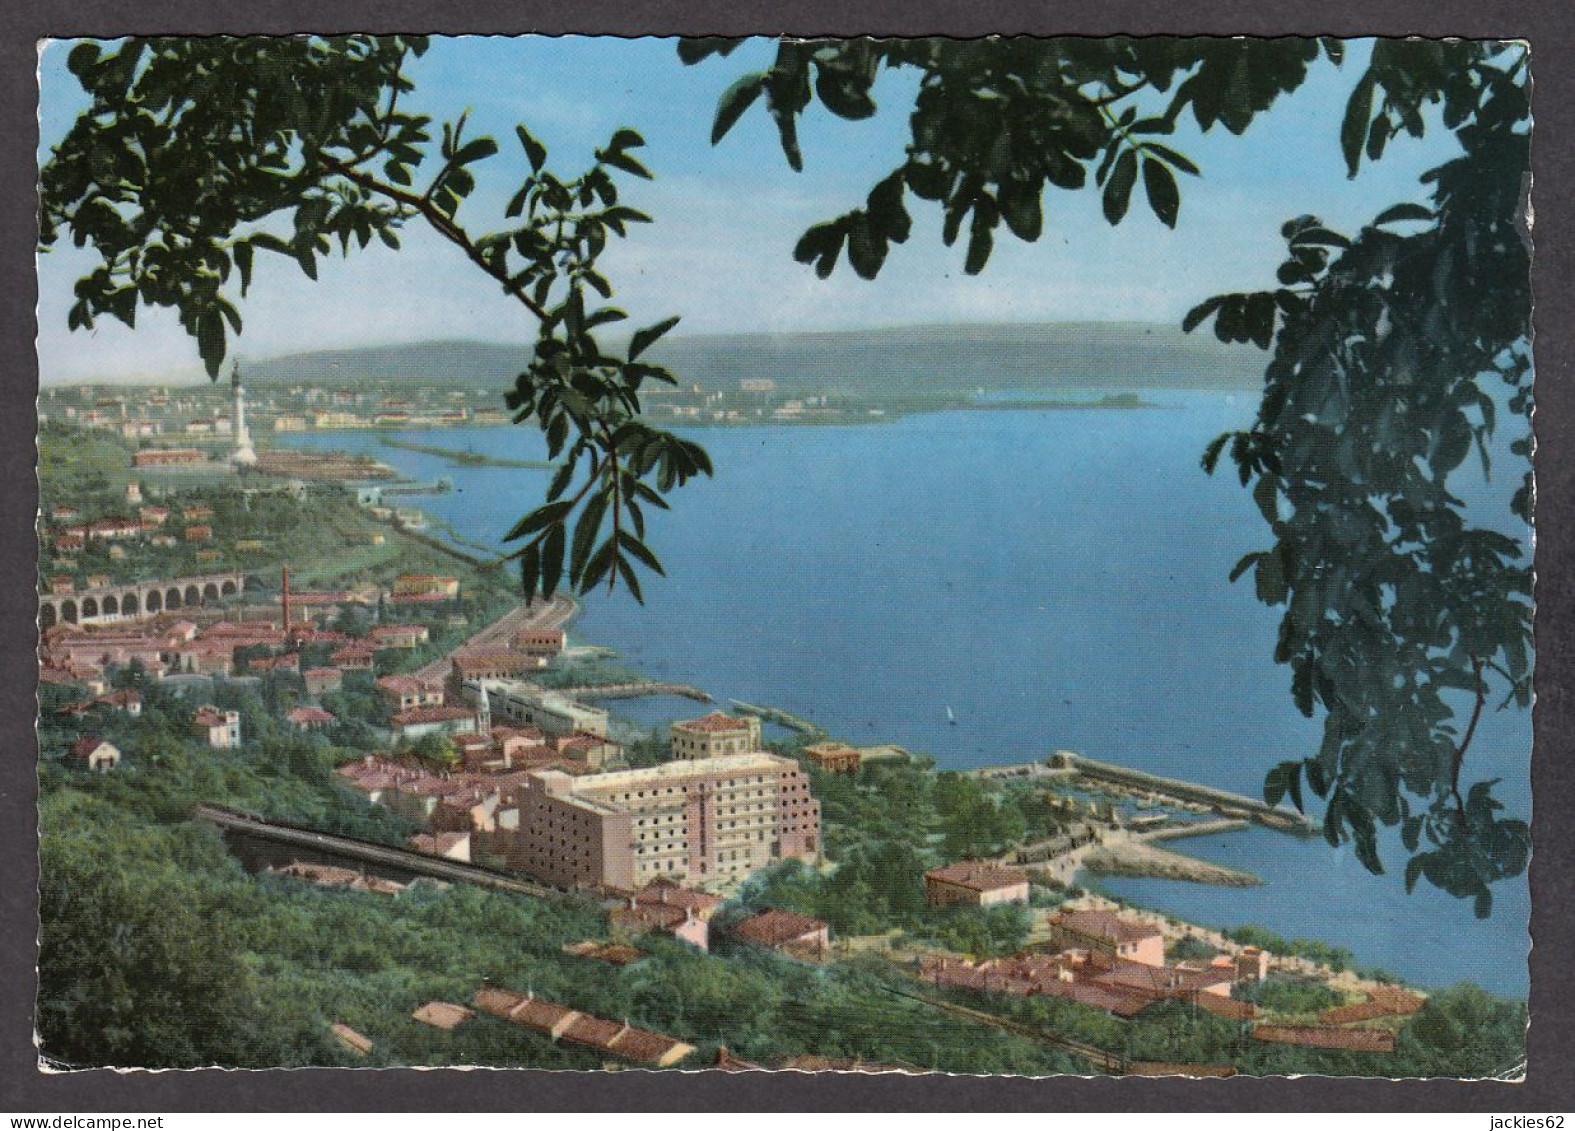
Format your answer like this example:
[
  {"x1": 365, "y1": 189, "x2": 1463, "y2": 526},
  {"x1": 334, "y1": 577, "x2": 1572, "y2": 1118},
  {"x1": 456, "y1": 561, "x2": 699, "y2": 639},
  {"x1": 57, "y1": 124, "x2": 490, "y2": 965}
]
[{"x1": 946, "y1": 706, "x2": 957, "y2": 726}]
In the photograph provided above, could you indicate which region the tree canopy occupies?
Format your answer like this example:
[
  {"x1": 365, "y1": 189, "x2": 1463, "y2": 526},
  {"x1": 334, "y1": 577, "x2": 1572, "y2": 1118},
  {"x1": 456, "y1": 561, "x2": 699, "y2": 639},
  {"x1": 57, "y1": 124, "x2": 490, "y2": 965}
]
[{"x1": 39, "y1": 35, "x2": 1532, "y2": 914}]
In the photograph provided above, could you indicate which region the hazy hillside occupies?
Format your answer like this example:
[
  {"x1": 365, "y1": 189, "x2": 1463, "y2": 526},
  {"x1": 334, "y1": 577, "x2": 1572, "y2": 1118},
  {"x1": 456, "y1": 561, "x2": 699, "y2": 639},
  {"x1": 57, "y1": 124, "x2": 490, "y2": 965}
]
[{"x1": 244, "y1": 322, "x2": 1263, "y2": 394}]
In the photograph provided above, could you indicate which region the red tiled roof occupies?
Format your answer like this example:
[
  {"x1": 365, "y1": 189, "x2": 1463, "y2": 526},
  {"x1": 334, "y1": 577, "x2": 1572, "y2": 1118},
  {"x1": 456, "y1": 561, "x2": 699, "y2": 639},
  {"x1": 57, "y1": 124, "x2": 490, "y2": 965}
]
[
  {"x1": 192, "y1": 707, "x2": 230, "y2": 727},
  {"x1": 288, "y1": 706, "x2": 336, "y2": 725},
  {"x1": 733, "y1": 909, "x2": 828, "y2": 948},
  {"x1": 69, "y1": 735, "x2": 113, "y2": 761},
  {"x1": 612, "y1": 903, "x2": 689, "y2": 932},
  {"x1": 391, "y1": 705, "x2": 474, "y2": 726},
  {"x1": 303, "y1": 667, "x2": 341, "y2": 679},
  {"x1": 1052, "y1": 909, "x2": 1163, "y2": 946},
  {"x1": 925, "y1": 860, "x2": 1030, "y2": 892},
  {"x1": 376, "y1": 675, "x2": 431, "y2": 693},
  {"x1": 554, "y1": 731, "x2": 617, "y2": 753},
  {"x1": 1252, "y1": 1025, "x2": 1395, "y2": 1052}
]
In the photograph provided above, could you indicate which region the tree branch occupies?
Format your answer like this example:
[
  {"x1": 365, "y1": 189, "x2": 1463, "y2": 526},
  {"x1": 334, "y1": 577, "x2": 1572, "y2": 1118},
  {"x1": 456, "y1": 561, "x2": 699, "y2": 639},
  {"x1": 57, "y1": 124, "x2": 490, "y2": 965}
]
[
  {"x1": 317, "y1": 153, "x2": 552, "y2": 322},
  {"x1": 1449, "y1": 656, "x2": 1487, "y2": 827}
]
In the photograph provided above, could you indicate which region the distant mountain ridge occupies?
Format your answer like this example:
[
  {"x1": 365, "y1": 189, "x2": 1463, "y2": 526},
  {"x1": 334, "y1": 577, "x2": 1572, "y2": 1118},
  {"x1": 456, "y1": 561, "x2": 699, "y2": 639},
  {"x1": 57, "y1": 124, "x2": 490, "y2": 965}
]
[{"x1": 240, "y1": 321, "x2": 1263, "y2": 394}]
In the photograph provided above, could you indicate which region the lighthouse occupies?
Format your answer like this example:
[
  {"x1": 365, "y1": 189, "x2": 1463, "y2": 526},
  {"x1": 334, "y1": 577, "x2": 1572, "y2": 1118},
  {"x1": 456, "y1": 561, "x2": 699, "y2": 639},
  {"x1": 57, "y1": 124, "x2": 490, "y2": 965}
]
[{"x1": 230, "y1": 359, "x2": 258, "y2": 468}]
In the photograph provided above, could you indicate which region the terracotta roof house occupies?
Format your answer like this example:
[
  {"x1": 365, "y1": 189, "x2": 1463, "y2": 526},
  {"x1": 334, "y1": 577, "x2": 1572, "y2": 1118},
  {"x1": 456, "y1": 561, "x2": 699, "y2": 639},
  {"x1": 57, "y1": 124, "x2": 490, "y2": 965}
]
[
  {"x1": 68, "y1": 735, "x2": 121, "y2": 772},
  {"x1": 802, "y1": 741, "x2": 862, "y2": 774},
  {"x1": 302, "y1": 667, "x2": 343, "y2": 697},
  {"x1": 287, "y1": 706, "x2": 336, "y2": 731},
  {"x1": 191, "y1": 705, "x2": 241, "y2": 749},
  {"x1": 330, "y1": 643, "x2": 376, "y2": 670},
  {"x1": 924, "y1": 860, "x2": 1031, "y2": 907},
  {"x1": 732, "y1": 909, "x2": 831, "y2": 955},
  {"x1": 1050, "y1": 909, "x2": 1166, "y2": 967}
]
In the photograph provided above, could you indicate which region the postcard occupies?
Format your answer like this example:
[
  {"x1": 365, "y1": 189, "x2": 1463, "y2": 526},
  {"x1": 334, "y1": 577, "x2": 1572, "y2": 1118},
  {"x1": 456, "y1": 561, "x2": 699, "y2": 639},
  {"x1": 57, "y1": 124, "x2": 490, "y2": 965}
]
[{"x1": 33, "y1": 34, "x2": 1532, "y2": 1080}]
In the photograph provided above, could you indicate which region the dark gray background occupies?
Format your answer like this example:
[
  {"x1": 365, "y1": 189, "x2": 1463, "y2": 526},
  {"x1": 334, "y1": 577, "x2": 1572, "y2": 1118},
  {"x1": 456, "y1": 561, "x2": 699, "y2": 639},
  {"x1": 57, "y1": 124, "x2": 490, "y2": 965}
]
[{"x1": 3, "y1": 0, "x2": 1570, "y2": 1113}]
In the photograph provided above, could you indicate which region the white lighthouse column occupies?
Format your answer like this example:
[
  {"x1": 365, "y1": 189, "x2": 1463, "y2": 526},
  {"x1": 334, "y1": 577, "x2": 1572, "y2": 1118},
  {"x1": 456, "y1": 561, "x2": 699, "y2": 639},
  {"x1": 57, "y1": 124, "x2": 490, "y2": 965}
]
[{"x1": 231, "y1": 362, "x2": 258, "y2": 468}]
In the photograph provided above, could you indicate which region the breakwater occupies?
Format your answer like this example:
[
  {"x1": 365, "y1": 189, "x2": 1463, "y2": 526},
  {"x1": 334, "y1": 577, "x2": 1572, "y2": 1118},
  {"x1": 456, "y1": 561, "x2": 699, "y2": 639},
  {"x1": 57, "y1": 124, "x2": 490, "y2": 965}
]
[
  {"x1": 1056, "y1": 752, "x2": 1315, "y2": 833},
  {"x1": 569, "y1": 681, "x2": 712, "y2": 703},
  {"x1": 729, "y1": 699, "x2": 824, "y2": 736}
]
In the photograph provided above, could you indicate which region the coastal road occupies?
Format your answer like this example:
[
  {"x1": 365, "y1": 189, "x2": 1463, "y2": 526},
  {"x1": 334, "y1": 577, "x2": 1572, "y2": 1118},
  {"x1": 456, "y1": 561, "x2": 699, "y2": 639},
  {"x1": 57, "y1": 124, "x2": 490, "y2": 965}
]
[{"x1": 411, "y1": 594, "x2": 577, "y2": 683}]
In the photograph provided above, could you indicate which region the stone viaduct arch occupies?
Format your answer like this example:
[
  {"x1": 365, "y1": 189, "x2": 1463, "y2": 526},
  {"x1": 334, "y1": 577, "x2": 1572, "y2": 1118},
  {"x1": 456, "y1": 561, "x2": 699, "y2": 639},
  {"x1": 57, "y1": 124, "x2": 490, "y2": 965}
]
[{"x1": 36, "y1": 571, "x2": 246, "y2": 629}]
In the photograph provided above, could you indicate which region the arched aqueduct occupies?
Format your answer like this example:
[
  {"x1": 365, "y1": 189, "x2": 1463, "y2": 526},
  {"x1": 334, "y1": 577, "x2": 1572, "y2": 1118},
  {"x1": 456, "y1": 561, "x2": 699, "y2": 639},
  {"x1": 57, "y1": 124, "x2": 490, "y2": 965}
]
[{"x1": 38, "y1": 571, "x2": 245, "y2": 630}]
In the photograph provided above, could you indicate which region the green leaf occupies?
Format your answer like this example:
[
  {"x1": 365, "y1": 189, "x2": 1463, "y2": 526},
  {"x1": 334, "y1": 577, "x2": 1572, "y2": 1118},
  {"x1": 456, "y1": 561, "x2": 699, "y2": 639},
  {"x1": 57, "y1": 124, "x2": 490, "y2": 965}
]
[
  {"x1": 1372, "y1": 202, "x2": 1435, "y2": 226},
  {"x1": 1102, "y1": 149, "x2": 1138, "y2": 225},
  {"x1": 608, "y1": 127, "x2": 645, "y2": 151},
  {"x1": 452, "y1": 137, "x2": 498, "y2": 166},
  {"x1": 579, "y1": 536, "x2": 618, "y2": 594},
  {"x1": 618, "y1": 529, "x2": 666, "y2": 576},
  {"x1": 1184, "y1": 296, "x2": 1225, "y2": 335},
  {"x1": 602, "y1": 150, "x2": 652, "y2": 180},
  {"x1": 1228, "y1": 550, "x2": 1262, "y2": 584},
  {"x1": 502, "y1": 499, "x2": 572, "y2": 543},
  {"x1": 713, "y1": 71, "x2": 767, "y2": 144},
  {"x1": 233, "y1": 241, "x2": 253, "y2": 295},
  {"x1": 1141, "y1": 142, "x2": 1200, "y2": 176},
  {"x1": 616, "y1": 556, "x2": 646, "y2": 603},
  {"x1": 1141, "y1": 158, "x2": 1179, "y2": 228},
  {"x1": 570, "y1": 492, "x2": 609, "y2": 583},
  {"x1": 999, "y1": 184, "x2": 1043, "y2": 242},
  {"x1": 515, "y1": 124, "x2": 547, "y2": 173},
  {"x1": 539, "y1": 523, "x2": 565, "y2": 599},
  {"x1": 196, "y1": 309, "x2": 226, "y2": 379},
  {"x1": 629, "y1": 315, "x2": 681, "y2": 361},
  {"x1": 1341, "y1": 72, "x2": 1376, "y2": 178}
]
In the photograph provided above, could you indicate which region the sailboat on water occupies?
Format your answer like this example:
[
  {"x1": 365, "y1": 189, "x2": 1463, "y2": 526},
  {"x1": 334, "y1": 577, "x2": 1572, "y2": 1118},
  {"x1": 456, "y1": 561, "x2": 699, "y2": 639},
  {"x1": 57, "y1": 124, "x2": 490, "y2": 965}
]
[{"x1": 946, "y1": 705, "x2": 957, "y2": 726}]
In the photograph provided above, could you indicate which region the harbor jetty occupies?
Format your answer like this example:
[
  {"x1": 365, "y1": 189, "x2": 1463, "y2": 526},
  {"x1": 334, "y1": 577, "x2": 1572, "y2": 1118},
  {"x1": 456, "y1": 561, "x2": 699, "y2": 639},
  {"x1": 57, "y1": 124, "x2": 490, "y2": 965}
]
[
  {"x1": 566, "y1": 681, "x2": 711, "y2": 703},
  {"x1": 1054, "y1": 752, "x2": 1315, "y2": 833},
  {"x1": 729, "y1": 699, "x2": 824, "y2": 736}
]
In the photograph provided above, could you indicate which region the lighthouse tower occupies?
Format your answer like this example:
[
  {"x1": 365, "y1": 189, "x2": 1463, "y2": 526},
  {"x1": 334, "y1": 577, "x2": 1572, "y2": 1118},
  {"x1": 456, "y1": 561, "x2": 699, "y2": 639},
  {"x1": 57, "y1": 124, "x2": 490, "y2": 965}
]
[{"x1": 230, "y1": 359, "x2": 258, "y2": 468}]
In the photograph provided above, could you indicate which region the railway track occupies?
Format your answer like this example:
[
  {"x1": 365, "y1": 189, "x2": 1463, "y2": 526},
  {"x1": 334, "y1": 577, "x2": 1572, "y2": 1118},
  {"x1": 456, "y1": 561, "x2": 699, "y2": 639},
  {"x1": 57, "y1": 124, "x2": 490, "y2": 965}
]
[{"x1": 193, "y1": 804, "x2": 579, "y2": 904}]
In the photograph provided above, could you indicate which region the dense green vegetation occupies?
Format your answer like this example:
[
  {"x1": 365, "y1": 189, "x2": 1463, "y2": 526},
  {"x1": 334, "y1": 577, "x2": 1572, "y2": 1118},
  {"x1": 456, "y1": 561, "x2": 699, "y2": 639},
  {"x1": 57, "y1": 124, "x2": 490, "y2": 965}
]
[
  {"x1": 1236, "y1": 975, "x2": 1346, "y2": 1017},
  {"x1": 36, "y1": 669, "x2": 1528, "y2": 1074}
]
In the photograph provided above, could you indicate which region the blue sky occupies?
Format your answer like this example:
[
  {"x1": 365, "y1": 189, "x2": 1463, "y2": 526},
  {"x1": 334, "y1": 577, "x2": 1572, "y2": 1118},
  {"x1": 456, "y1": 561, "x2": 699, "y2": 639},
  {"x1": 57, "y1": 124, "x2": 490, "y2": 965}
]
[{"x1": 36, "y1": 37, "x2": 1462, "y2": 384}]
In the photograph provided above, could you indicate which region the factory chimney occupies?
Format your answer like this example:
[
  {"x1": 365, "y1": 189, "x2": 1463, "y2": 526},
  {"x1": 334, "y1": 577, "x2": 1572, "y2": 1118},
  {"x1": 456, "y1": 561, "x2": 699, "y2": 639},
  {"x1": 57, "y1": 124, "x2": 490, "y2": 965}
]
[{"x1": 281, "y1": 563, "x2": 295, "y2": 642}]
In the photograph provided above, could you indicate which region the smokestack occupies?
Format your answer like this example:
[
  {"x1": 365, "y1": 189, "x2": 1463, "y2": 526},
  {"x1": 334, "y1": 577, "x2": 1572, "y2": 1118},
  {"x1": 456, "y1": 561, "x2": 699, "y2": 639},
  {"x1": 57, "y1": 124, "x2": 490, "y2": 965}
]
[{"x1": 281, "y1": 563, "x2": 293, "y2": 641}]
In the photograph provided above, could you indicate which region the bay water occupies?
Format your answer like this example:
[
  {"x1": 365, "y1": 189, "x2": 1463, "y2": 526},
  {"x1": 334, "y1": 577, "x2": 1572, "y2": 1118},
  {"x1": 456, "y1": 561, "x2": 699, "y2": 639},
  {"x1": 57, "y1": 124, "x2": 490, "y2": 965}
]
[{"x1": 293, "y1": 390, "x2": 1531, "y2": 995}]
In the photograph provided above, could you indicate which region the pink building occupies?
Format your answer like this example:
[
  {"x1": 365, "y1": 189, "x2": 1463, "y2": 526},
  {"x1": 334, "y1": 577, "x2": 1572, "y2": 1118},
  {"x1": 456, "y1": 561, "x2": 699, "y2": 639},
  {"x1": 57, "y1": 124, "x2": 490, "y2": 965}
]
[
  {"x1": 1049, "y1": 909, "x2": 1166, "y2": 968},
  {"x1": 923, "y1": 861, "x2": 1031, "y2": 908},
  {"x1": 506, "y1": 752, "x2": 820, "y2": 891}
]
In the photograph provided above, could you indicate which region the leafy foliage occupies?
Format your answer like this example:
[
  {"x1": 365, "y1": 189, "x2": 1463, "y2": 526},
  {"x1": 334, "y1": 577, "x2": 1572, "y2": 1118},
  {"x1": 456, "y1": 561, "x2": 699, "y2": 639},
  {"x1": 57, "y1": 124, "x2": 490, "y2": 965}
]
[
  {"x1": 1189, "y1": 47, "x2": 1532, "y2": 916},
  {"x1": 687, "y1": 36, "x2": 1533, "y2": 913},
  {"x1": 41, "y1": 36, "x2": 711, "y2": 603}
]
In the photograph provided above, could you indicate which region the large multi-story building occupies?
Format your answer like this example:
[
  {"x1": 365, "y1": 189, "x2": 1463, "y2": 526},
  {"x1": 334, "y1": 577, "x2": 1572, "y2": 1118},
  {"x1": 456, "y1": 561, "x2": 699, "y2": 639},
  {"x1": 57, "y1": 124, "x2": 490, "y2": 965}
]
[
  {"x1": 505, "y1": 752, "x2": 820, "y2": 891},
  {"x1": 669, "y1": 712, "x2": 762, "y2": 760}
]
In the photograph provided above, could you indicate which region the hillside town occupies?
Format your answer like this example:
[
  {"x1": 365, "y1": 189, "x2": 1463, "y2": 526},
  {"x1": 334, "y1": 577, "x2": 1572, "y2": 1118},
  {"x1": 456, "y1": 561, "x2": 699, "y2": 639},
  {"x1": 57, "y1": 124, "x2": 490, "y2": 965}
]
[{"x1": 31, "y1": 397, "x2": 1479, "y2": 1077}]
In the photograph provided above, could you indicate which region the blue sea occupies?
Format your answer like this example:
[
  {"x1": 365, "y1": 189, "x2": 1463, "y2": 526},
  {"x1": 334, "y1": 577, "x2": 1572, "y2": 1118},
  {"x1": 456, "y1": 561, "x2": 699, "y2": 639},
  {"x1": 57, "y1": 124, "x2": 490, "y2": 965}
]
[{"x1": 292, "y1": 390, "x2": 1532, "y2": 995}]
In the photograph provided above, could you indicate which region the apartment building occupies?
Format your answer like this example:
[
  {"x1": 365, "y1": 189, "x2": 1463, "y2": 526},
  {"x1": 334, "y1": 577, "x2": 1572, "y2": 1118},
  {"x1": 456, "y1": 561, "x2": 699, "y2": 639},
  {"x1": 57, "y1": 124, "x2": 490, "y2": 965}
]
[{"x1": 506, "y1": 752, "x2": 820, "y2": 891}]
